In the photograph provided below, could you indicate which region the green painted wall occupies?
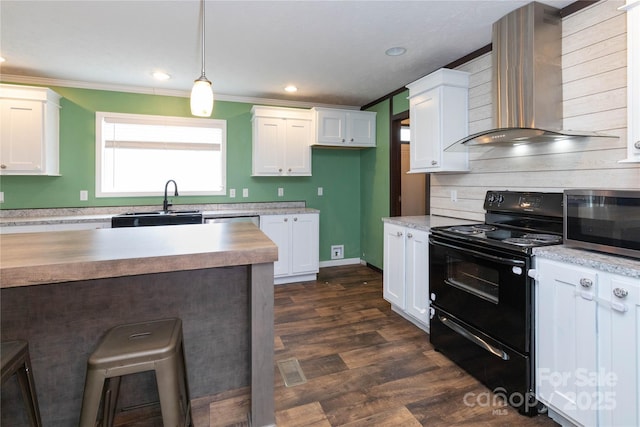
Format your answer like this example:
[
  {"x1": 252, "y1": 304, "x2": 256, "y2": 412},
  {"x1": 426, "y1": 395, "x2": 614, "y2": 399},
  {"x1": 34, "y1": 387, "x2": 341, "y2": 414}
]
[
  {"x1": 360, "y1": 99, "x2": 390, "y2": 269},
  {"x1": 392, "y1": 90, "x2": 409, "y2": 116},
  {"x1": 0, "y1": 85, "x2": 362, "y2": 262}
]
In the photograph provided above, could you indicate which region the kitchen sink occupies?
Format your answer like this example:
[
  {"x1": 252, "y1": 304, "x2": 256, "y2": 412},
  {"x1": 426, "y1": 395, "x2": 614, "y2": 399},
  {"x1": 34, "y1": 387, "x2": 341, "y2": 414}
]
[{"x1": 111, "y1": 210, "x2": 203, "y2": 227}]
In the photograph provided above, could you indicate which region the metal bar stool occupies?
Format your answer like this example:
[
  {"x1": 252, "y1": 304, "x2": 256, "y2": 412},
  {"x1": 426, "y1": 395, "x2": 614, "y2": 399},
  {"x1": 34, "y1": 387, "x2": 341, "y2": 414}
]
[
  {"x1": 79, "y1": 318, "x2": 192, "y2": 427},
  {"x1": 1, "y1": 340, "x2": 43, "y2": 427}
]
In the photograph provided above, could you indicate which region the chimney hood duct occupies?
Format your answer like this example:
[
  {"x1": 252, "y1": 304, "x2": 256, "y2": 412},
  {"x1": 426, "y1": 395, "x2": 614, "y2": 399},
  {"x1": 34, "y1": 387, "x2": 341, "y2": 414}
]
[{"x1": 448, "y1": 2, "x2": 613, "y2": 150}]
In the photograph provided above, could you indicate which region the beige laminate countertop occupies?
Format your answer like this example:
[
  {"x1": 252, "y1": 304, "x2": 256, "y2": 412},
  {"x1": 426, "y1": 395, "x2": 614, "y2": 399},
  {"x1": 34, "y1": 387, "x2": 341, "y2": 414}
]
[{"x1": 0, "y1": 222, "x2": 278, "y2": 288}]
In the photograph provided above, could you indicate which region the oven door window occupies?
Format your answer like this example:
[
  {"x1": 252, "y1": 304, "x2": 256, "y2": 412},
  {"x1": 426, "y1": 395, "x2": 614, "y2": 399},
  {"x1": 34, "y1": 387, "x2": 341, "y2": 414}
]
[{"x1": 446, "y1": 255, "x2": 499, "y2": 304}]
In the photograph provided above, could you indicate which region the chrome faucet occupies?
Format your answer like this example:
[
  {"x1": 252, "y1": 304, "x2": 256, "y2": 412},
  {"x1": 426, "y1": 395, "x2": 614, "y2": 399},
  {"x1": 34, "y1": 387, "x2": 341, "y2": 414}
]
[{"x1": 163, "y1": 180, "x2": 178, "y2": 213}]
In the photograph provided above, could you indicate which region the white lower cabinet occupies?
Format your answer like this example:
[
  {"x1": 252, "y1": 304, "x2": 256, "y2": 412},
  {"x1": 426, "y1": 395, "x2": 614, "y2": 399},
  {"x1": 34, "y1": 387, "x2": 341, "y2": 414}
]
[
  {"x1": 383, "y1": 223, "x2": 430, "y2": 330},
  {"x1": 260, "y1": 213, "x2": 319, "y2": 285},
  {"x1": 535, "y1": 258, "x2": 640, "y2": 426}
]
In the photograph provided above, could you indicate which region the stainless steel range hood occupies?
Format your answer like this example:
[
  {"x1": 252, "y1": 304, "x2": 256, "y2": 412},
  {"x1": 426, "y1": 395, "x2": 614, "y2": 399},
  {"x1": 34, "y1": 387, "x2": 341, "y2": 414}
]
[{"x1": 448, "y1": 2, "x2": 613, "y2": 150}]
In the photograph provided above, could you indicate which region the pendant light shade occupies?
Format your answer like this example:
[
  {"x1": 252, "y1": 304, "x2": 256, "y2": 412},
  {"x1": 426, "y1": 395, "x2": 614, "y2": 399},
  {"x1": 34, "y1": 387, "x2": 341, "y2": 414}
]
[
  {"x1": 191, "y1": 0, "x2": 213, "y2": 117},
  {"x1": 191, "y1": 76, "x2": 213, "y2": 117}
]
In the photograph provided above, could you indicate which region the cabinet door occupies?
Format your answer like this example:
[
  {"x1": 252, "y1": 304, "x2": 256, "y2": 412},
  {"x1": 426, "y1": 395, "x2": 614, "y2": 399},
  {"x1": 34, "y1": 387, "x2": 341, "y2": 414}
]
[
  {"x1": 383, "y1": 223, "x2": 406, "y2": 309},
  {"x1": 536, "y1": 259, "x2": 598, "y2": 427},
  {"x1": 253, "y1": 117, "x2": 285, "y2": 175},
  {"x1": 315, "y1": 109, "x2": 346, "y2": 145},
  {"x1": 405, "y1": 228, "x2": 430, "y2": 326},
  {"x1": 598, "y1": 274, "x2": 640, "y2": 427},
  {"x1": 260, "y1": 215, "x2": 290, "y2": 277},
  {"x1": 347, "y1": 111, "x2": 376, "y2": 146},
  {"x1": 409, "y1": 88, "x2": 441, "y2": 171},
  {"x1": 0, "y1": 99, "x2": 44, "y2": 173},
  {"x1": 284, "y1": 119, "x2": 311, "y2": 175},
  {"x1": 290, "y1": 214, "x2": 319, "y2": 275}
]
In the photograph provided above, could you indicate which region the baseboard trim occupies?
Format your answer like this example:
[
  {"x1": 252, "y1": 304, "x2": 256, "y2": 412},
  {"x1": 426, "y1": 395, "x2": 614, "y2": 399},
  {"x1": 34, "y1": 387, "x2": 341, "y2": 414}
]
[{"x1": 319, "y1": 258, "x2": 362, "y2": 268}]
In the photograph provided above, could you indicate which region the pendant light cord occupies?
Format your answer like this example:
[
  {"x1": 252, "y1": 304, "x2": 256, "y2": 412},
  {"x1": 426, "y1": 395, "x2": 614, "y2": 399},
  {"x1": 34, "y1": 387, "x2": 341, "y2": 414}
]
[{"x1": 200, "y1": 0, "x2": 206, "y2": 78}]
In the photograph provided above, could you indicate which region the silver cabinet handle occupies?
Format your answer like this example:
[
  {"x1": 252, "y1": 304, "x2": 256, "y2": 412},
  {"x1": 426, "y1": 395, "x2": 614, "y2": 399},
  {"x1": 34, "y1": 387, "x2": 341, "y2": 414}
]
[
  {"x1": 284, "y1": 218, "x2": 288, "y2": 222},
  {"x1": 634, "y1": 141, "x2": 640, "y2": 149},
  {"x1": 341, "y1": 138, "x2": 345, "y2": 142},
  {"x1": 288, "y1": 168, "x2": 292, "y2": 172},
  {"x1": 580, "y1": 278, "x2": 593, "y2": 288},
  {"x1": 0, "y1": 164, "x2": 6, "y2": 169},
  {"x1": 396, "y1": 231, "x2": 402, "y2": 237},
  {"x1": 431, "y1": 160, "x2": 438, "y2": 165},
  {"x1": 350, "y1": 138, "x2": 354, "y2": 142},
  {"x1": 613, "y1": 288, "x2": 628, "y2": 298},
  {"x1": 407, "y1": 233, "x2": 413, "y2": 238},
  {"x1": 293, "y1": 217, "x2": 298, "y2": 222},
  {"x1": 278, "y1": 168, "x2": 283, "y2": 172}
]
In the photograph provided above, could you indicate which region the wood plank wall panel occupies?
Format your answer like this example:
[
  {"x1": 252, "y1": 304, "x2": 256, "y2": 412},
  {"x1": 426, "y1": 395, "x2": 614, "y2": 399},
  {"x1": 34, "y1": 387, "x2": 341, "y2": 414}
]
[{"x1": 431, "y1": 0, "x2": 638, "y2": 220}]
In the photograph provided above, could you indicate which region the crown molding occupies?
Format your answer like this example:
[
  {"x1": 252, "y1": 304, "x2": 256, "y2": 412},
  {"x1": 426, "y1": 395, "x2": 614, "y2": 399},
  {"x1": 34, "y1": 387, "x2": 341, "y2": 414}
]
[{"x1": 0, "y1": 74, "x2": 359, "y2": 110}]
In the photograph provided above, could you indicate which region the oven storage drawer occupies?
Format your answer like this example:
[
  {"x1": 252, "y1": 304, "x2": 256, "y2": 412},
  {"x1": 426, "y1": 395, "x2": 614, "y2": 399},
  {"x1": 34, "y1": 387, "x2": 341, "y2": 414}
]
[{"x1": 430, "y1": 307, "x2": 536, "y2": 415}]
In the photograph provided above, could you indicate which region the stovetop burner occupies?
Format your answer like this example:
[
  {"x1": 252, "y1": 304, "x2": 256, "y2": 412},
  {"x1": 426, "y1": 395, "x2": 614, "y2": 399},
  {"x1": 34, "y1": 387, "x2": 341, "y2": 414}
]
[{"x1": 447, "y1": 224, "x2": 498, "y2": 234}]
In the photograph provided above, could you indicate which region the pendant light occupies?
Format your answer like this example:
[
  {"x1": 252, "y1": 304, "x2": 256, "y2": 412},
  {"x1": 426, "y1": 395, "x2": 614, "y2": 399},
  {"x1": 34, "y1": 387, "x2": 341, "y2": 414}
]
[{"x1": 190, "y1": 0, "x2": 213, "y2": 117}]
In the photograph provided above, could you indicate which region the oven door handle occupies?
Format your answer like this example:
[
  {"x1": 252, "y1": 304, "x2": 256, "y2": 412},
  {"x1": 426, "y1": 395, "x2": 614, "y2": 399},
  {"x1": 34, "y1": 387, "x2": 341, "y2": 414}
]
[
  {"x1": 430, "y1": 239, "x2": 525, "y2": 266},
  {"x1": 438, "y1": 314, "x2": 510, "y2": 361}
]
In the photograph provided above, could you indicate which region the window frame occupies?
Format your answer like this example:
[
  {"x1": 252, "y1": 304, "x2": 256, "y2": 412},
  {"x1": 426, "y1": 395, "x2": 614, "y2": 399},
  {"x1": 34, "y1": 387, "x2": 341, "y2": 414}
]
[{"x1": 95, "y1": 111, "x2": 227, "y2": 198}]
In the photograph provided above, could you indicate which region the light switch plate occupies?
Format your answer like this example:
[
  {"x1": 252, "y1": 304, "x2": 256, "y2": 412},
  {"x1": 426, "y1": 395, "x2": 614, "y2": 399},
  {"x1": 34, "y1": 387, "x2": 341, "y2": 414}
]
[
  {"x1": 278, "y1": 188, "x2": 284, "y2": 197},
  {"x1": 318, "y1": 187, "x2": 323, "y2": 196},
  {"x1": 243, "y1": 188, "x2": 249, "y2": 198},
  {"x1": 80, "y1": 190, "x2": 88, "y2": 201},
  {"x1": 229, "y1": 189, "x2": 236, "y2": 198},
  {"x1": 0, "y1": 192, "x2": 4, "y2": 203}
]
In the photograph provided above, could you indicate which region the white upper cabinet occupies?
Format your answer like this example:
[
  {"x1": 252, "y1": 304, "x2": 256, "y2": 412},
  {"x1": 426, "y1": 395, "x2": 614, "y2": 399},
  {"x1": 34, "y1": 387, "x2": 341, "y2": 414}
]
[
  {"x1": 406, "y1": 69, "x2": 469, "y2": 173},
  {"x1": 251, "y1": 106, "x2": 312, "y2": 176},
  {"x1": 0, "y1": 84, "x2": 61, "y2": 175},
  {"x1": 311, "y1": 107, "x2": 376, "y2": 147},
  {"x1": 621, "y1": 0, "x2": 640, "y2": 162}
]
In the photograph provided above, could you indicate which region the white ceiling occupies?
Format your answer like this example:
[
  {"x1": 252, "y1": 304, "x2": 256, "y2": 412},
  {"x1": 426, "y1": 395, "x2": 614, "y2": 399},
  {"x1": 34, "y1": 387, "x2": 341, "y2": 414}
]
[{"x1": 0, "y1": 0, "x2": 574, "y2": 107}]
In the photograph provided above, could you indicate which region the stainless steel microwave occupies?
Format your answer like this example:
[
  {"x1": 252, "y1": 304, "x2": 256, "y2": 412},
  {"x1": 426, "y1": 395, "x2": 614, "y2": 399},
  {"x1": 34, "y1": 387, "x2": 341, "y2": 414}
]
[{"x1": 564, "y1": 189, "x2": 640, "y2": 259}]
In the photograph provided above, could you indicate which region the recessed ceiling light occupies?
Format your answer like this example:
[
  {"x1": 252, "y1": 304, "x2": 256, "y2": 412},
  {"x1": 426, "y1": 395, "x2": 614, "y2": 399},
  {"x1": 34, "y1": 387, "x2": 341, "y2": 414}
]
[
  {"x1": 152, "y1": 71, "x2": 171, "y2": 81},
  {"x1": 284, "y1": 85, "x2": 298, "y2": 93},
  {"x1": 385, "y1": 47, "x2": 407, "y2": 57}
]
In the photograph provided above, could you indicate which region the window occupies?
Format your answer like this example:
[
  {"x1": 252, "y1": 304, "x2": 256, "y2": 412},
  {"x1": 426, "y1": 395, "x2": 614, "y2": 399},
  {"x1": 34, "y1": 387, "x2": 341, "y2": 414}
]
[
  {"x1": 96, "y1": 112, "x2": 226, "y2": 197},
  {"x1": 401, "y1": 125, "x2": 411, "y2": 143}
]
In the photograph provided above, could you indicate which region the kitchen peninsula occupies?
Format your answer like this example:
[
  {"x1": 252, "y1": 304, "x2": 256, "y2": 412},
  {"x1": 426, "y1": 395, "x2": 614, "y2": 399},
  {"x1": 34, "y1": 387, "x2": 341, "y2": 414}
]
[{"x1": 0, "y1": 222, "x2": 277, "y2": 427}]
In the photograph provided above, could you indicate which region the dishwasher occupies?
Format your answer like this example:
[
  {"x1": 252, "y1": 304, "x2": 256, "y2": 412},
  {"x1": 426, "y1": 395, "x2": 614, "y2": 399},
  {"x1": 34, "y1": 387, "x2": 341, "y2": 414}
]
[{"x1": 204, "y1": 216, "x2": 260, "y2": 227}]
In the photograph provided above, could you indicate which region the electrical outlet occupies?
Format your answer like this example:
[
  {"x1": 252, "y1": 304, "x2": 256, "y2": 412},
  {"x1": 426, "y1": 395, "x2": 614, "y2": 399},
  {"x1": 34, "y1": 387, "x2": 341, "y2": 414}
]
[
  {"x1": 318, "y1": 187, "x2": 323, "y2": 196},
  {"x1": 331, "y1": 244, "x2": 344, "y2": 260},
  {"x1": 278, "y1": 187, "x2": 284, "y2": 197},
  {"x1": 80, "y1": 190, "x2": 88, "y2": 201},
  {"x1": 0, "y1": 192, "x2": 4, "y2": 203},
  {"x1": 242, "y1": 188, "x2": 249, "y2": 198},
  {"x1": 229, "y1": 188, "x2": 236, "y2": 198}
]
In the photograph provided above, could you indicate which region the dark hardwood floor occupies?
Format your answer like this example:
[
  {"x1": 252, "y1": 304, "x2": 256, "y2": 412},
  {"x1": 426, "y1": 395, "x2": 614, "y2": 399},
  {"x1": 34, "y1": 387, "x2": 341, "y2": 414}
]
[{"x1": 117, "y1": 264, "x2": 558, "y2": 426}]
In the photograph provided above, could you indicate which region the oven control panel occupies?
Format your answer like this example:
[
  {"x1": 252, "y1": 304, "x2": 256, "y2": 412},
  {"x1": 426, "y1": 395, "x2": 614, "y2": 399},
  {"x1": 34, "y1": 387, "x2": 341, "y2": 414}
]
[{"x1": 484, "y1": 191, "x2": 563, "y2": 216}]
